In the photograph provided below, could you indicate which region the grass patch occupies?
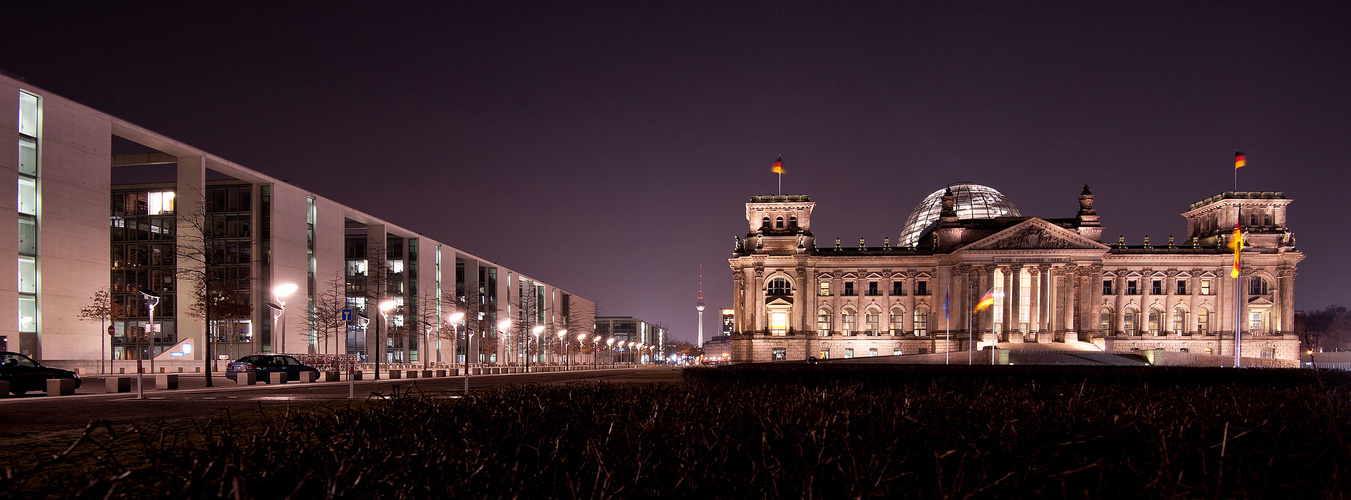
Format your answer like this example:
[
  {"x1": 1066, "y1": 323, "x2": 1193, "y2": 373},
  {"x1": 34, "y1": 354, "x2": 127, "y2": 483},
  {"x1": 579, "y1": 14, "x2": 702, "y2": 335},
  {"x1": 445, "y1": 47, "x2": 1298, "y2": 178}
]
[{"x1": 1, "y1": 366, "x2": 1346, "y2": 498}]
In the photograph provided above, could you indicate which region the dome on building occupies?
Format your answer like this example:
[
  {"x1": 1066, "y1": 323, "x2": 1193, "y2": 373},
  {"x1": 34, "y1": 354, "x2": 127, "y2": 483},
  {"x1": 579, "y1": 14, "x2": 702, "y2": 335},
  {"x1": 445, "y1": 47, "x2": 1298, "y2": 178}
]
[{"x1": 898, "y1": 183, "x2": 1021, "y2": 247}]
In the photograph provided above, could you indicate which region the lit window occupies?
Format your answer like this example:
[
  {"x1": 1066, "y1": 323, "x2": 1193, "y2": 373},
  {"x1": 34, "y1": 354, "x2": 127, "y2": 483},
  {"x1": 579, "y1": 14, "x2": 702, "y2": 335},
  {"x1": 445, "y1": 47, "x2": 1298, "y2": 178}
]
[
  {"x1": 770, "y1": 311, "x2": 788, "y2": 335},
  {"x1": 1147, "y1": 308, "x2": 1162, "y2": 335},
  {"x1": 841, "y1": 311, "x2": 856, "y2": 335},
  {"x1": 844, "y1": 348, "x2": 854, "y2": 359},
  {"x1": 865, "y1": 311, "x2": 880, "y2": 334},
  {"x1": 1198, "y1": 310, "x2": 1210, "y2": 335},
  {"x1": 147, "y1": 191, "x2": 175, "y2": 215},
  {"x1": 819, "y1": 348, "x2": 829, "y2": 359},
  {"x1": 818, "y1": 281, "x2": 830, "y2": 296},
  {"x1": 1100, "y1": 308, "x2": 1113, "y2": 332},
  {"x1": 817, "y1": 309, "x2": 831, "y2": 335},
  {"x1": 771, "y1": 347, "x2": 787, "y2": 360},
  {"x1": 1172, "y1": 307, "x2": 1186, "y2": 334},
  {"x1": 890, "y1": 309, "x2": 904, "y2": 334},
  {"x1": 17, "y1": 177, "x2": 36, "y2": 215},
  {"x1": 893, "y1": 348, "x2": 902, "y2": 356},
  {"x1": 868, "y1": 348, "x2": 878, "y2": 357},
  {"x1": 1249, "y1": 312, "x2": 1263, "y2": 334},
  {"x1": 1201, "y1": 279, "x2": 1212, "y2": 295},
  {"x1": 1123, "y1": 310, "x2": 1137, "y2": 335},
  {"x1": 913, "y1": 308, "x2": 928, "y2": 336},
  {"x1": 17, "y1": 256, "x2": 36, "y2": 293}
]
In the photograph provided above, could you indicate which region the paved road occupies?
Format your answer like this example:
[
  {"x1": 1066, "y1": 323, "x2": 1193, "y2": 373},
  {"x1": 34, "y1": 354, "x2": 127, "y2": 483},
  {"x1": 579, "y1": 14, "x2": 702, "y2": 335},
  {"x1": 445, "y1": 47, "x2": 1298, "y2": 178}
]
[{"x1": 0, "y1": 367, "x2": 684, "y2": 439}]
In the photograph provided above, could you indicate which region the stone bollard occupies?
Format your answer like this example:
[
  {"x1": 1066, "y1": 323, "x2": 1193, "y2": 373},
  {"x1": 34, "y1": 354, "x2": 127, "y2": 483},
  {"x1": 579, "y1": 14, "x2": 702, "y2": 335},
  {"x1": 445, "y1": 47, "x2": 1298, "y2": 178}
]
[
  {"x1": 389, "y1": 370, "x2": 402, "y2": 379},
  {"x1": 155, "y1": 374, "x2": 179, "y2": 390},
  {"x1": 421, "y1": 370, "x2": 433, "y2": 378},
  {"x1": 405, "y1": 370, "x2": 419, "y2": 379},
  {"x1": 270, "y1": 372, "x2": 288, "y2": 384},
  {"x1": 105, "y1": 377, "x2": 131, "y2": 393},
  {"x1": 434, "y1": 369, "x2": 447, "y2": 378},
  {"x1": 324, "y1": 371, "x2": 340, "y2": 382},
  {"x1": 47, "y1": 378, "x2": 78, "y2": 396},
  {"x1": 301, "y1": 371, "x2": 318, "y2": 383},
  {"x1": 241, "y1": 372, "x2": 257, "y2": 385}
]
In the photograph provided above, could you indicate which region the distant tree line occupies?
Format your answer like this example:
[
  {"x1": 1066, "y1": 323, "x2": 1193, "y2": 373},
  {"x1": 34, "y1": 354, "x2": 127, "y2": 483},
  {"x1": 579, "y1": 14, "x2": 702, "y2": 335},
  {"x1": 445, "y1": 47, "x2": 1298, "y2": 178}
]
[{"x1": 1301, "y1": 305, "x2": 1351, "y2": 352}]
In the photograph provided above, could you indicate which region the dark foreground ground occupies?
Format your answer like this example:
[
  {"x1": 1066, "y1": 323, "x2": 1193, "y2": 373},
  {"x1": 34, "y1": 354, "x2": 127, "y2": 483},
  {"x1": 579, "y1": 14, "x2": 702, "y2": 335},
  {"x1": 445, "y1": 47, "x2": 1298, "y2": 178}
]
[{"x1": 1, "y1": 364, "x2": 1347, "y2": 498}]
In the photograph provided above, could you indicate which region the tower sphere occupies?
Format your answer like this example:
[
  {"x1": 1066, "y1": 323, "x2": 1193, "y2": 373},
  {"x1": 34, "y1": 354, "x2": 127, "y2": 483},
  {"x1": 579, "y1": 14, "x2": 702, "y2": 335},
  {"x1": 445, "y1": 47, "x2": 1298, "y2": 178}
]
[{"x1": 696, "y1": 301, "x2": 705, "y2": 311}]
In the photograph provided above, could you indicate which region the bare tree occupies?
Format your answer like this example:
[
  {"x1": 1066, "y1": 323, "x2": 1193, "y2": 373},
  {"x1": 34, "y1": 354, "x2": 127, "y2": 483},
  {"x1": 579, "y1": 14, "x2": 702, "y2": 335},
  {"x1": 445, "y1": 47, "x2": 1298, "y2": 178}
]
[
  {"x1": 78, "y1": 288, "x2": 124, "y2": 374},
  {"x1": 309, "y1": 272, "x2": 348, "y2": 355}
]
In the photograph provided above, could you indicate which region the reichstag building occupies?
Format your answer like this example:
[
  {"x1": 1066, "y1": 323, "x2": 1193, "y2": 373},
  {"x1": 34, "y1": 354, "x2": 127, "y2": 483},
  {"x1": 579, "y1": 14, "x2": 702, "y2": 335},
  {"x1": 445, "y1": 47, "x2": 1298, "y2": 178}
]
[{"x1": 727, "y1": 183, "x2": 1302, "y2": 363}]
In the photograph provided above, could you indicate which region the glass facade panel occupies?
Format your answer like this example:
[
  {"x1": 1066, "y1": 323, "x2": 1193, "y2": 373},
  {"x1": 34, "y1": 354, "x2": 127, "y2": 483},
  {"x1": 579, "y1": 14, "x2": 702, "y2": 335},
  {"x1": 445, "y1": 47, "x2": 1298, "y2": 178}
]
[
  {"x1": 900, "y1": 183, "x2": 1021, "y2": 247},
  {"x1": 18, "y1": 92, "x2": 38, "y2": 136},
  {"x1": 17, "y1": 177, "x2": 36, "y2": 215},
  {"x1": 18, "y1": 296, "x2": 36, "y2": 332},
  {"x1": 18, "y1": 138, "x2": 36, "y2": 176},
  {"x1": 17, "y1": 256, "x2": 36, "y2": 293},
  {"x1": 18, "y1": 218, "x2": 35, "y2": 255}
]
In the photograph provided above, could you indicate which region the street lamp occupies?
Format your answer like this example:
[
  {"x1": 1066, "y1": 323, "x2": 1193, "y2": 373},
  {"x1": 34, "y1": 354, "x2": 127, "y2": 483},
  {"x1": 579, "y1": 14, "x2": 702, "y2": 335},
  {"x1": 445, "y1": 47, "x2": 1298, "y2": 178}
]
[
  {"x1": 272, "y1": 283, "x2": 297, "y2": 354},
  {"x1": 138, "y1": 288, "x2": 160, "y2": 399},
  {"x1": 353, "y1": 313, "x2": 369, "y2": 397},
  {"x1": 606, "y1": 337, "x2": 616, "y2": 367},
  {"x1": 557, "y1": 329, "x2": 568, "y2": 369},
  {"x1": 497, "y1": 319, "x2": 511, "y2": 365},
  {"x1": 375, "y1": 299, "x2": 395, "y2": 380},
  {"x1": 449, "y1": 311, "x2": 467, "y2": 393},
  {"x1": 529, "y1": 324, "x2": 544, "y2": 372}
]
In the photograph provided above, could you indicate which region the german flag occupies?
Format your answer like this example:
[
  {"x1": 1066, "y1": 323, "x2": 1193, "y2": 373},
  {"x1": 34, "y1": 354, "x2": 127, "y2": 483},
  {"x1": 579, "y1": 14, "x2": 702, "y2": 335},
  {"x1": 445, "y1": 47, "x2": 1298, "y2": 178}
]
[
  {"x1": 771, "y1": 155, "x2": 784, "y2": 174},
  {"x1": 974, "y1": 289, "x2": 997, "y2": 312},
  {"x1": 1227, "y1": 218, "x2": 1244, "y2": 278},
  {"x1": 1234, "y1": 152, "x2": 1246, "y2": 169}
]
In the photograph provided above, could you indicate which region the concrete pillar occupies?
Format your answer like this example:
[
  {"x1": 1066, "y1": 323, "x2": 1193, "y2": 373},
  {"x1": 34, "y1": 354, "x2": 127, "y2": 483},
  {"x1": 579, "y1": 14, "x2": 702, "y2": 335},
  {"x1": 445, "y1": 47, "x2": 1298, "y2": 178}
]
[
  {"x1": 1279, "y1": 269, "x2": 1296, "y2": 333},
  {"x1": 366, "y1": 224, "x2": 387, "y2": 362},
  {"x1": 1029, "y1": 267, "x2": 1041, "y2": 338},
  {"x1": 175, "y1": 156, "x2": 207, "y2": 360},
  {"x1": 1000, "y1": 267, "x2": 1013, "y2": 341}
]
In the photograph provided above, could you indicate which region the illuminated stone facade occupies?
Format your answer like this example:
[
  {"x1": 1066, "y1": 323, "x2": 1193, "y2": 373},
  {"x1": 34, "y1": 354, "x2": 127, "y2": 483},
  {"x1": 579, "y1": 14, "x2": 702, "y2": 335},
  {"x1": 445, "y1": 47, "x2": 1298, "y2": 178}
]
[{"x1": 728, "y1": 185, "x2": 1304, "y2": 363}]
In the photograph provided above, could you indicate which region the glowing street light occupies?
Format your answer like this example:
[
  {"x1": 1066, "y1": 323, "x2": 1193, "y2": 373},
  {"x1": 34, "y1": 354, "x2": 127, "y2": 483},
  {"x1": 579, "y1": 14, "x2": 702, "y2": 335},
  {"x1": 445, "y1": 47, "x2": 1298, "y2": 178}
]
[
  {"x1": 448, "y1": 311, "x2": 467, "y2": 394},
  {"x1": 497, "y1": 319, "x2": 511, "y2": 365},
  {"x1": 557, "y1": 329, "x2": 568, "y2": 369},
  {"x1": 138, "y1": 288, "x2": 160, "y2": 399},
  {"x1": 270, "y1": 283, "x2": 297, "y2": 354},
  {"x1": 375, "y1": 299, "x2": 395, "y2": 380}
]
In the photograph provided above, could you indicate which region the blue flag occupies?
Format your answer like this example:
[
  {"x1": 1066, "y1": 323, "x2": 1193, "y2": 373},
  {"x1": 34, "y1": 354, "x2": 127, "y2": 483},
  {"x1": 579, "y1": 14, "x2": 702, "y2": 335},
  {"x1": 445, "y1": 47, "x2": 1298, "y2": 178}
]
[{"x1": 943, "y1": 291, "x2": 950, "y2": 321}]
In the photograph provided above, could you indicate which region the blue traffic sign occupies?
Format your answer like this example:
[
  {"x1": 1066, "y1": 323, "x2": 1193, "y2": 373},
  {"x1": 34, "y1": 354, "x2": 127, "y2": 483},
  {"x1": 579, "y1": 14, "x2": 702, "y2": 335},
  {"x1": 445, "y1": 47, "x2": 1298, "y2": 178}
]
[{"x1": 342, "y1": 308, "x2": 352, "y2": 321}]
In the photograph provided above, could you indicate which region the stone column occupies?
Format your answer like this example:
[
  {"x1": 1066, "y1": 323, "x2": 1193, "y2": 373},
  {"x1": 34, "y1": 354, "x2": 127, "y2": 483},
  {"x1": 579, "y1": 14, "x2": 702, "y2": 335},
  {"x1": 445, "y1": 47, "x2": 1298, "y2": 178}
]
[
  {"x1": 1165, "y1": 270, "x2": 1177, "y2": 335},
  {"x1": 1278, "y1": 268, "x2": 1296, "y2": 333},
  {"x1": 1029, "y1": 266, "x2": 1042, "y2": 340},
  {"x1": 366, "y1": 224, "x2": 387, "y2": 361}
]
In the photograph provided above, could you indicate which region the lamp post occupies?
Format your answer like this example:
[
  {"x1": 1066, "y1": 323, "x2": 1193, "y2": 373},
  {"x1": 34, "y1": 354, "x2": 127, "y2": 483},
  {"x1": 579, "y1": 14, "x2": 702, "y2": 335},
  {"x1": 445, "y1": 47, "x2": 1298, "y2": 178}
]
[
  {"x1": 557, "y1": 329, "x2": 568, "y2": 369},
  {"x1": 421, "y1": 320, "x2": 433, "y2": 370},
  {"x1": 353, "y1": 314, "x2": 368, "y2": 398},
  {"x1": 448, "y1": 312, "x2": 466, "y2": 393},
  {"x1": 606, "y1": 337, "x2": 616, "y2": 367},
  {"x1": 375, "y1": 299, "x2": 395, "y2": 380},
  {"x1": 138, "y1": 288, "x2": 160, "y2": 399},
  {"x1": 272, "y1": 283, "x2": 297, "y2": 354},
  {"x1": 497, "y1": 319, "x2": 511, "y2": 366},
  {"x1": 592, "y1": 334, "x2": 602, "y2": 366},
  {"x1": 529, "y1": 325, "x2": 544, "y2": 372}
]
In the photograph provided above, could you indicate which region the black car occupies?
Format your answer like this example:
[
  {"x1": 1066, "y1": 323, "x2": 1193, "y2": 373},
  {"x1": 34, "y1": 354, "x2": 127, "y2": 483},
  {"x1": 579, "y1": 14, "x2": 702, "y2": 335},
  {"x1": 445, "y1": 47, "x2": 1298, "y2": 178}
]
[
  {"x1": 0, "y1": 351, "x2": 82, "y2": 396},
  {"x1": 226, "y1": 355, "x2": 319, "y2": 383}
]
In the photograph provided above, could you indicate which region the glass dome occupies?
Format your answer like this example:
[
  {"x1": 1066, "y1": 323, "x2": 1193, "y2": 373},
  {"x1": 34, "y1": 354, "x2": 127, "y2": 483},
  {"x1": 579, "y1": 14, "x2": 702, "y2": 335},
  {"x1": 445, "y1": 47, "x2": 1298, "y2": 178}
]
[{"x1": 898, "y1": 183, "x2": 1020, "y2": 247}]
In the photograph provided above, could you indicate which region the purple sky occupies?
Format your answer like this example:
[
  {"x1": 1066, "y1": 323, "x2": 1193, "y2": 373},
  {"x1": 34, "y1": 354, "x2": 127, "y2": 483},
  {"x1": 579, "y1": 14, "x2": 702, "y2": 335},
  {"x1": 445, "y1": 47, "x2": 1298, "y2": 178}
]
[{"x1": 5, "y1": 2, "x2": 1350, "y2": 342}]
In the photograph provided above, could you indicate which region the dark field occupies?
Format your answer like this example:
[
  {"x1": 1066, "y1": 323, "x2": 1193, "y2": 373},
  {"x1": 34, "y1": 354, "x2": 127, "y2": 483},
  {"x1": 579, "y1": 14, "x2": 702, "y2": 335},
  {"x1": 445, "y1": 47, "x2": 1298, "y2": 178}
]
[{"x1": 2, "y1": 365, "x2": 1348, "y2": 498}]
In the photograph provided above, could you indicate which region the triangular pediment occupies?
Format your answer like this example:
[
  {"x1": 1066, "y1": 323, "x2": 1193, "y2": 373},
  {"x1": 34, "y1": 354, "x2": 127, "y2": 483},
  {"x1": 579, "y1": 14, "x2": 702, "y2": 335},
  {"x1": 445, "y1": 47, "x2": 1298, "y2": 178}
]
[
  {"x1": 1247, "y1": 296, "x2": 1274, "y2": 307},
  {"x1": 964, "y1": 218, "x2": 1110, "y2": 251}
]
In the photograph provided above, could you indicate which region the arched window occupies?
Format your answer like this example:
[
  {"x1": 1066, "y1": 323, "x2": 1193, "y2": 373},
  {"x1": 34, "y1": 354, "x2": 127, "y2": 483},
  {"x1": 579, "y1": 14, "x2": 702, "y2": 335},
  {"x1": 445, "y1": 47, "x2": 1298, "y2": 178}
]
[
  {"x1": 1172, "y1": 306, "x2": 1186, "y2": 334},
  {"x1": 1123, "y1": 309, "x2": 1138, "y2": 335},
  {"x1": 1249, "y1": 276, "x2": 1269, "y2": 295},
  {"x1": 1198, "y1": 308, "x2": 1211, "y2": 335},
  {"x1": 767, "y1": 277, "x2": 792, "y2": 296},
  {"x1": 889, "y1": 308, "x2": 905, "y2": 335},
  {"x1": 1263, "y1": 213, "x2": 1271, "y2": 226},
  {"x1": 841, "y1": 310, "x2": 856, "y2": 335},
  {"x1": 913, "y1": 308, "x2": 928, "y2": 336},
  {"x1": 864, "y1": 308, "x2": 881, "y2": 335},
  {"x1": 775, "y1": 217, "x2": 784, "y2": 229},
  {"x1": 1100, "y1": 307, "x2": 1113, "y2": 332},
  {"x1": 789, "y1": 216, "x2": 798, "y2": 228},
  {"x1": 761, "y1": 217, "x2": 770, "y2": 228},
  {"x1": 1147, "y1": 307, "x2": 1162, "y2": 335},
  {"x1": 1249, "y1": 214, "x2": 1257, "y2": 226},
  {"x1": 817, "y1": 308, "x2": 831, "y2": 335}
]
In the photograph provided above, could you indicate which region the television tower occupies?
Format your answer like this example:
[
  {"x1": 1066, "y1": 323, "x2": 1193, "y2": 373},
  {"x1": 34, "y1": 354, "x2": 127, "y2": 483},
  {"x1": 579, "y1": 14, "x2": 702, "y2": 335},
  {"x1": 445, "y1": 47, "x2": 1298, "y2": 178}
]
[{"x1": 696, "y1": 265, "x2": 705, "y2": 347}]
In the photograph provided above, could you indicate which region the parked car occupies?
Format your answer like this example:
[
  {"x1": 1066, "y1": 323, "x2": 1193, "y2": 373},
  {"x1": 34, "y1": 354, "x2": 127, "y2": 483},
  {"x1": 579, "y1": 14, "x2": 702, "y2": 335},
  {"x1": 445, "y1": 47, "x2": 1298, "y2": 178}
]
[
  {"x1": 0, "y1": 351, "x2": 82, "y2": 396},
  {"x1": 226, "y1": 355, "x2": 319, "y2": 383}
]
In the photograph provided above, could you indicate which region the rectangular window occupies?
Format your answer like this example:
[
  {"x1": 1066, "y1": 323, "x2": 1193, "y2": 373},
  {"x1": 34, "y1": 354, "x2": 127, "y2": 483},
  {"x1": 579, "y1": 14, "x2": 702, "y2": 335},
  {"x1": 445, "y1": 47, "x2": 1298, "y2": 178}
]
[
  {"x1": 1176, "y1": 280, "x2": 1188, "y2": 295},
  {"x1": 1201, "y1": 279, "x2": 1212, "y2": 295},
  {"x1": 892, "y1": 281, "x2": 904, "y2": 296},
  {"x1": 893, "y1": 348, "x2": 902, "y2": 356},
  {"x1": 890, "y1": 311, "x2": 903, "y2": 334},
  {"x1": 771, "y1": 347, "x2": 787, "y2": 360},
  {"x1": 817, "y1": 311, "x2": 830, "y2": 335},
  {"x1": 843, "y1": 282, "x2": 855, "y2": 296},
  {"x1": 818, "y1": 281, "x2": 830, "y2": 296},
  {"x1": 1126, "y1": 280, "x2": 1138, "y2": 295},
  {"x1": 18, "y1": 296, "x2": 36, "y2": 332},
  {"x1": 1103, "y1": 280, "x2": 1113, "y2": 295},
  {"x1": 914, "y1": 310, "x2": 928, "y2": 336},
  {"x1": 17, "y1": 256, "x2": 36, "y2": 294},
  {"x1": 1151, "y1": 280, "x2": 1162, "y2": 295},
  {"x1": 770, "y1": 311, "x2": 788, "y2": 336},
  {"x1": 868, "y1": 348, "x2": 878, "y2": 357},
  {"x1": 1249, "y1": 312, "x2": 1263, "y2": 334},
  {"x1": 19, "y1": 91, "x2": 38, "y2": 137},
  {"x1": 18, "y1": 138, "x2": 36, "y2": 176},
  {"x1": 819, "y1": 348, "x2": 829, "y2": 359},
  {"x1": 1198, "y1": 310, "x2": 1210, "y2": 335},
  {"x1": 841, "y1": 313, "x2": 855, "y2": 335},
  {"x1": 916, "y1": 281, "x2": 929, "y2": 296},
  {"x1": 844, "y1": 348, "x2": 854, "y2": 359},
  {"x1": 865, "y1": 312, "x2": 880, "y2": 334},
  {"x1": 867, "y1": 281, "x2": 880, "y2": 296},
  {"x1": 17, "y1": 177, "x2": 36, "y2": 215},
  {"x1": 1123, "y1": 311, "x2": 1137, "y2": 334},
  {"x1": 18, "y1": 218, "x2": 35, "y2": 255},
  {"x1": 1100, "y1": 310, "x2": 1112, "y2": 332}
]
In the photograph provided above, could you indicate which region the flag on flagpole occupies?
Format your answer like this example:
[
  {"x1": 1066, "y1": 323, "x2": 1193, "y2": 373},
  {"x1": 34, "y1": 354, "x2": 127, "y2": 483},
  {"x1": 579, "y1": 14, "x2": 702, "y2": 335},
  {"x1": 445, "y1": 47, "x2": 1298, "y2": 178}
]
[
  {"x1": 974, "y1": 289, "x2": 996, "y2": 312},
  {"x1": 1227, "y1": 216, "x2": 1244, "y2": 278},
  {"x1": 943, "y1": 291, "x2": 951, "y2": 322},
  {"x1": 771, "y1": 155, "x2": 784, "y2": 174},
  {"x1": 1234, "y1": 152, "x2": 1246, "y2": 169}
]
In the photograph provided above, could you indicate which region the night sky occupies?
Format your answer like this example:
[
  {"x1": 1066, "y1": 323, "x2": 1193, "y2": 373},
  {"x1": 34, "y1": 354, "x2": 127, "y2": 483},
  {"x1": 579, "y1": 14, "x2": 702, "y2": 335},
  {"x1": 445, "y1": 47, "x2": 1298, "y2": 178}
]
[{"x1": 4, "y1": 2, "x2": 1350, "y2": 343}]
